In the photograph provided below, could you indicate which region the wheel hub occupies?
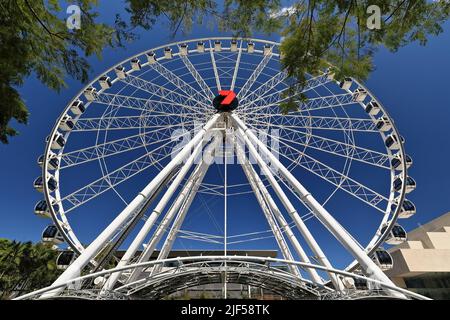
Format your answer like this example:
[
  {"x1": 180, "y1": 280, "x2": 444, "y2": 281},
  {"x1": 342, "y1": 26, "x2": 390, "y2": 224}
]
[{"x1": 213, "y1": 90, "x2": 238, "y2": 112}]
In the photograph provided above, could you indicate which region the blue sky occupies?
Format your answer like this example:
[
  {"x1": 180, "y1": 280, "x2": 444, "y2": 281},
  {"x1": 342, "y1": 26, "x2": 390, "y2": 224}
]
[{"x1": 0, "y1": 2, "x2": 449, "y2": 271}]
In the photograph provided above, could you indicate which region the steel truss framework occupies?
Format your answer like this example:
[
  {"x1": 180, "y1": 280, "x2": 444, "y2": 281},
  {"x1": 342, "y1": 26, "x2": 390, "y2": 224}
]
[
  {"x1": 27, "y1": 38, "x2": 418, "y2": 300},
  {"x1": 15, "y1": 256, "x2": 430, "y2": 300}
]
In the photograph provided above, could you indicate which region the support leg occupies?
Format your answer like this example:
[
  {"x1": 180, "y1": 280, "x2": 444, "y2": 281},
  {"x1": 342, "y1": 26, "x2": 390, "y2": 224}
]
[
  {"x1": 102, "y1": 137, "x2": 214, "y2": 291},
  {"x1": 236, "y1": 142, "x2": 304, "y2": 279},
  {"x1": 232, "y1": 114, "x2": 403, "y2": 298},
  {"x1": 127, "y1": 138, "x2": 219, "y2": 282},
  {"x1": 40, "y1": 115, "x2": 219, "y2": 299},
  {"x1": 236, "y1": 128, "x2": 343, "y2": 290}
]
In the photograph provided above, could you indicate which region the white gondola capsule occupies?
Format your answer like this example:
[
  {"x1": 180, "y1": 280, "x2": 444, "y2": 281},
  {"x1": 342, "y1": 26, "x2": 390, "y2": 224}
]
[
  {"x1": 353, "y1": 88, "x2": 368, "y2": 102},
  {"x1": 391, "y1": 153, "x2": 413, "y2": 171},
  {"x1": 353, "y1": 276, "x2": 368, "y2": 290},
  {"x1": 197, "y1": 41, "x2": 205, "y2": 53},
  {"x1": 56, "y1": 251, "x2": 76, "y2": 270},
  {"x1": 339, "y1": 77, "x2": 353, "y2": 90},
  {"x1": 99, "y1": 76, "x2": 112, "y2": 90},
  {"x1": 114, "y1": 65, "x2": 127, "y2": 79},
  {"x1": 70, "y1": 100, "x2": 86, "y2": 115},
  {"x1": 131, "y1": 58, "x2": 141, "y2": 70},
  {"x1": 34, "y1": 200, "x2": 51, "y2": 218},
  {"x1": 393, "y1": 175, "x2": 416, "y2": 193},
  {"x1": 46, "y1": 175, "x2": 58, "y2": 191},
  {"x1": 376, "y1": 116, "x2": 392, "y2": 132},
  {"x1": 179, "y1": 43, "x2": 188, "y2": 56},
  {"x1": 33, "y1": 175, "x2": 58, "y2": 193},
  {"x1": 59, "y1": 114, "x2": 75, "y2": 132},
  {"x1": 46, "y1": 133, "x2": 66, "y2": 150},
  {"x1": 230, "y1": 39, "x2": 238, "y2": 52},
  {"x1": 84, "y1": 87, "x2": 97, "y2": 101},
  {"x1": 365, "y1": 101, "x2": 381, "y2": 116},
  {"x1": 37, "y1": 154, "x2": 59, "y2": 170},
  {"x1": 371, "y1": 249, "x2": 393, "y2": 271},
  {"x1": 326, "y1": 68, "x2": 335, "y2": 81},
  {"x1": 247, "y1": 42, "x2": 255, "y2": 53},
  {"x1": 263, "y1": 44, "x2": 272, "y2": 56},
  {"x1": 381, "y1": 224, "x2": 407, "y2": 245},
  {"x1": 214, "y1": 40, "x2": 222, "y2": 52},
  {"x1": 385, "y1": 134, "x2": 405, "y2": 150},
  {"x1": 392, "y1": 199, "x2": 416, "y2": 219},
  {"x1": 404, "y1": 177, "x2": 417, "y2": 193},
  {"x1": 41, "y1": 225, "x2": 64, "y2": 244},
  {"x1": 391, "y1": 156, "x2": 402, "y2": 171},
  {"x1": 33, "y1": 176, "x2": 44, "y2": 192},
  {"x1": 404, "y1": 154, "x2": 413, "y2": 169},
  {"x1": 34, "y1": 199, "x2": 59, "y2": 219},
  {"x1": 164, "y1": 47, "x2": 173, "y2": 59},
  {"x1": 146, "y1": 51, "x2": 156, "y2": 64}
]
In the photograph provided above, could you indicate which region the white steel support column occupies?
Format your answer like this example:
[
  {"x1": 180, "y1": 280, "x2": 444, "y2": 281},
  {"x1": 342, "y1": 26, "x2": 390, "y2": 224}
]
[
  {"x1": 102, "y1": 138, "x2": 211, "y2": 291},
  {"x1": 236, "y1": 139, "x2": 322, "y2": 283},
  {"x1": 237, "y1": 144, "x2": 302, "y2": 279},
  {"x1": 151, "y1": 155, "x2": 212, "y2": 275},
  {"x1": 41, "y1": 115, "x2": 220, "y2": 299},
  {"x1": 224, "y1": 129, "x2": 228, "y2": 299},
  {"x1": 126, "y1": 171, "x2": 198, "y2": 283},
  {"x1": 231, "y1": 114, "x2": 404, "y2": 298},
  {"x1": 235, "y1": 128, "x2": 343, "y2": 290},
  {"x1": 127, "y1": 139, "x2": 218, "y2": 282}
]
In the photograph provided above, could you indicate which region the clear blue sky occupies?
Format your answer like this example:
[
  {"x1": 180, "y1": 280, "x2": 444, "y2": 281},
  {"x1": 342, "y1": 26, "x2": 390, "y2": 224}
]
[{"x1": 0, "y1": 2, "x2": 449, "y2": 270}]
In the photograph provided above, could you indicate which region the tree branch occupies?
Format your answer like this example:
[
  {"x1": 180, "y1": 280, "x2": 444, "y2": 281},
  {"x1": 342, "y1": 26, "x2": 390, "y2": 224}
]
[{"x1": 23, "y1": 0, "x2": 66, "y2": 41}]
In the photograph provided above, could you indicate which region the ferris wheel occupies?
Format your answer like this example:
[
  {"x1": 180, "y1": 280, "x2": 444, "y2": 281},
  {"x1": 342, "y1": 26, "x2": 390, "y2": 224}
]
[{"x1": 26, "y1": 37, "x2": 422, "y2": 300}]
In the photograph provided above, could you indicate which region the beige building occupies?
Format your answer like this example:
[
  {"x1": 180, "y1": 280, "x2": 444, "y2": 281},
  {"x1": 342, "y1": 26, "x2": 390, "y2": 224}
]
[{"x1": 386, "y1": 212, "x2": 450, "y2": 299}]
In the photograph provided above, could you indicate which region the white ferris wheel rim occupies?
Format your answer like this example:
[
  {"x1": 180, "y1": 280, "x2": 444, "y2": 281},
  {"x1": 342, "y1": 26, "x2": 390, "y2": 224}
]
[{"x1": 39, "y1": 37, "x2": 411, "y2": 277}]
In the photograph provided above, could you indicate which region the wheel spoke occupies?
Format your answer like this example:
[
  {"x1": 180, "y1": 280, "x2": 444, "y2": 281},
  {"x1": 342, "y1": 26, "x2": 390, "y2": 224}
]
[
  {"x1": 73, "y1": 115, "x2": 197, "y2": 132},
  {"x1": 247, "y1": 114, "x2": 379, "y2": 133},
  {"x1": 237, "y1": 49, "x2": 273, "y2": 100},
  {"x1": 92, "y1": 91, "x2": 205, "y2": 120},
  {"x1": 239, "y1": 92, "x2": 355, "y2": 117},
  {"x1": 119, "y1": 75, "x2": 211, "y2": 114},
  {"x1": 61, "y1": 125, "x2": 195, "y2": 168},
  {"x1": 149, "y1": 60, "x2": 211, "y2": 106},
  {"x1": 280, "y1": 130, "x2": 390, "y2": 169},
  {"x1": 59, "y1": 141, "x2": 185, "y2": 213},
  {"x1": 276, "y1": 140, "x2": 389, "y2": 212},
  {"x1": 209, "y1": 40, "x2": 222, "y2": 92},
  {"x1": 238, "y1": 72, "x2": 332, "y2": 112},
  {"x1": 230, "y1": 40, "x2": 243, "y2": 91},
  {"x1": 178, "y1": 47, "x2": 215, "y2": 99}
]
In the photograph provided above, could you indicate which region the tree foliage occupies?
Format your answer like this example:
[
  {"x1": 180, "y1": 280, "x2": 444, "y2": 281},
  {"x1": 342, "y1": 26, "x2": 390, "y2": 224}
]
[
  {"x1": 0, "y1": 0, "x2": 123, "y2": 143},
  {"x1": 0, "y1": 0, "x2": 449, "y2": 143},
  {"x1": 0, "y1": 238, "x2": 61, "y2": 299},
  {"x1": 276, "y1": 0, "x2": 450, "y2": 112}
]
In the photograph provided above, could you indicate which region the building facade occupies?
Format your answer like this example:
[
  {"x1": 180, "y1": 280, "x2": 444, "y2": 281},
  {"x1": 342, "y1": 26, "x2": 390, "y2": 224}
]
[{"x1": 386, "y1": 212, "x2": 450, "y2": 299}]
